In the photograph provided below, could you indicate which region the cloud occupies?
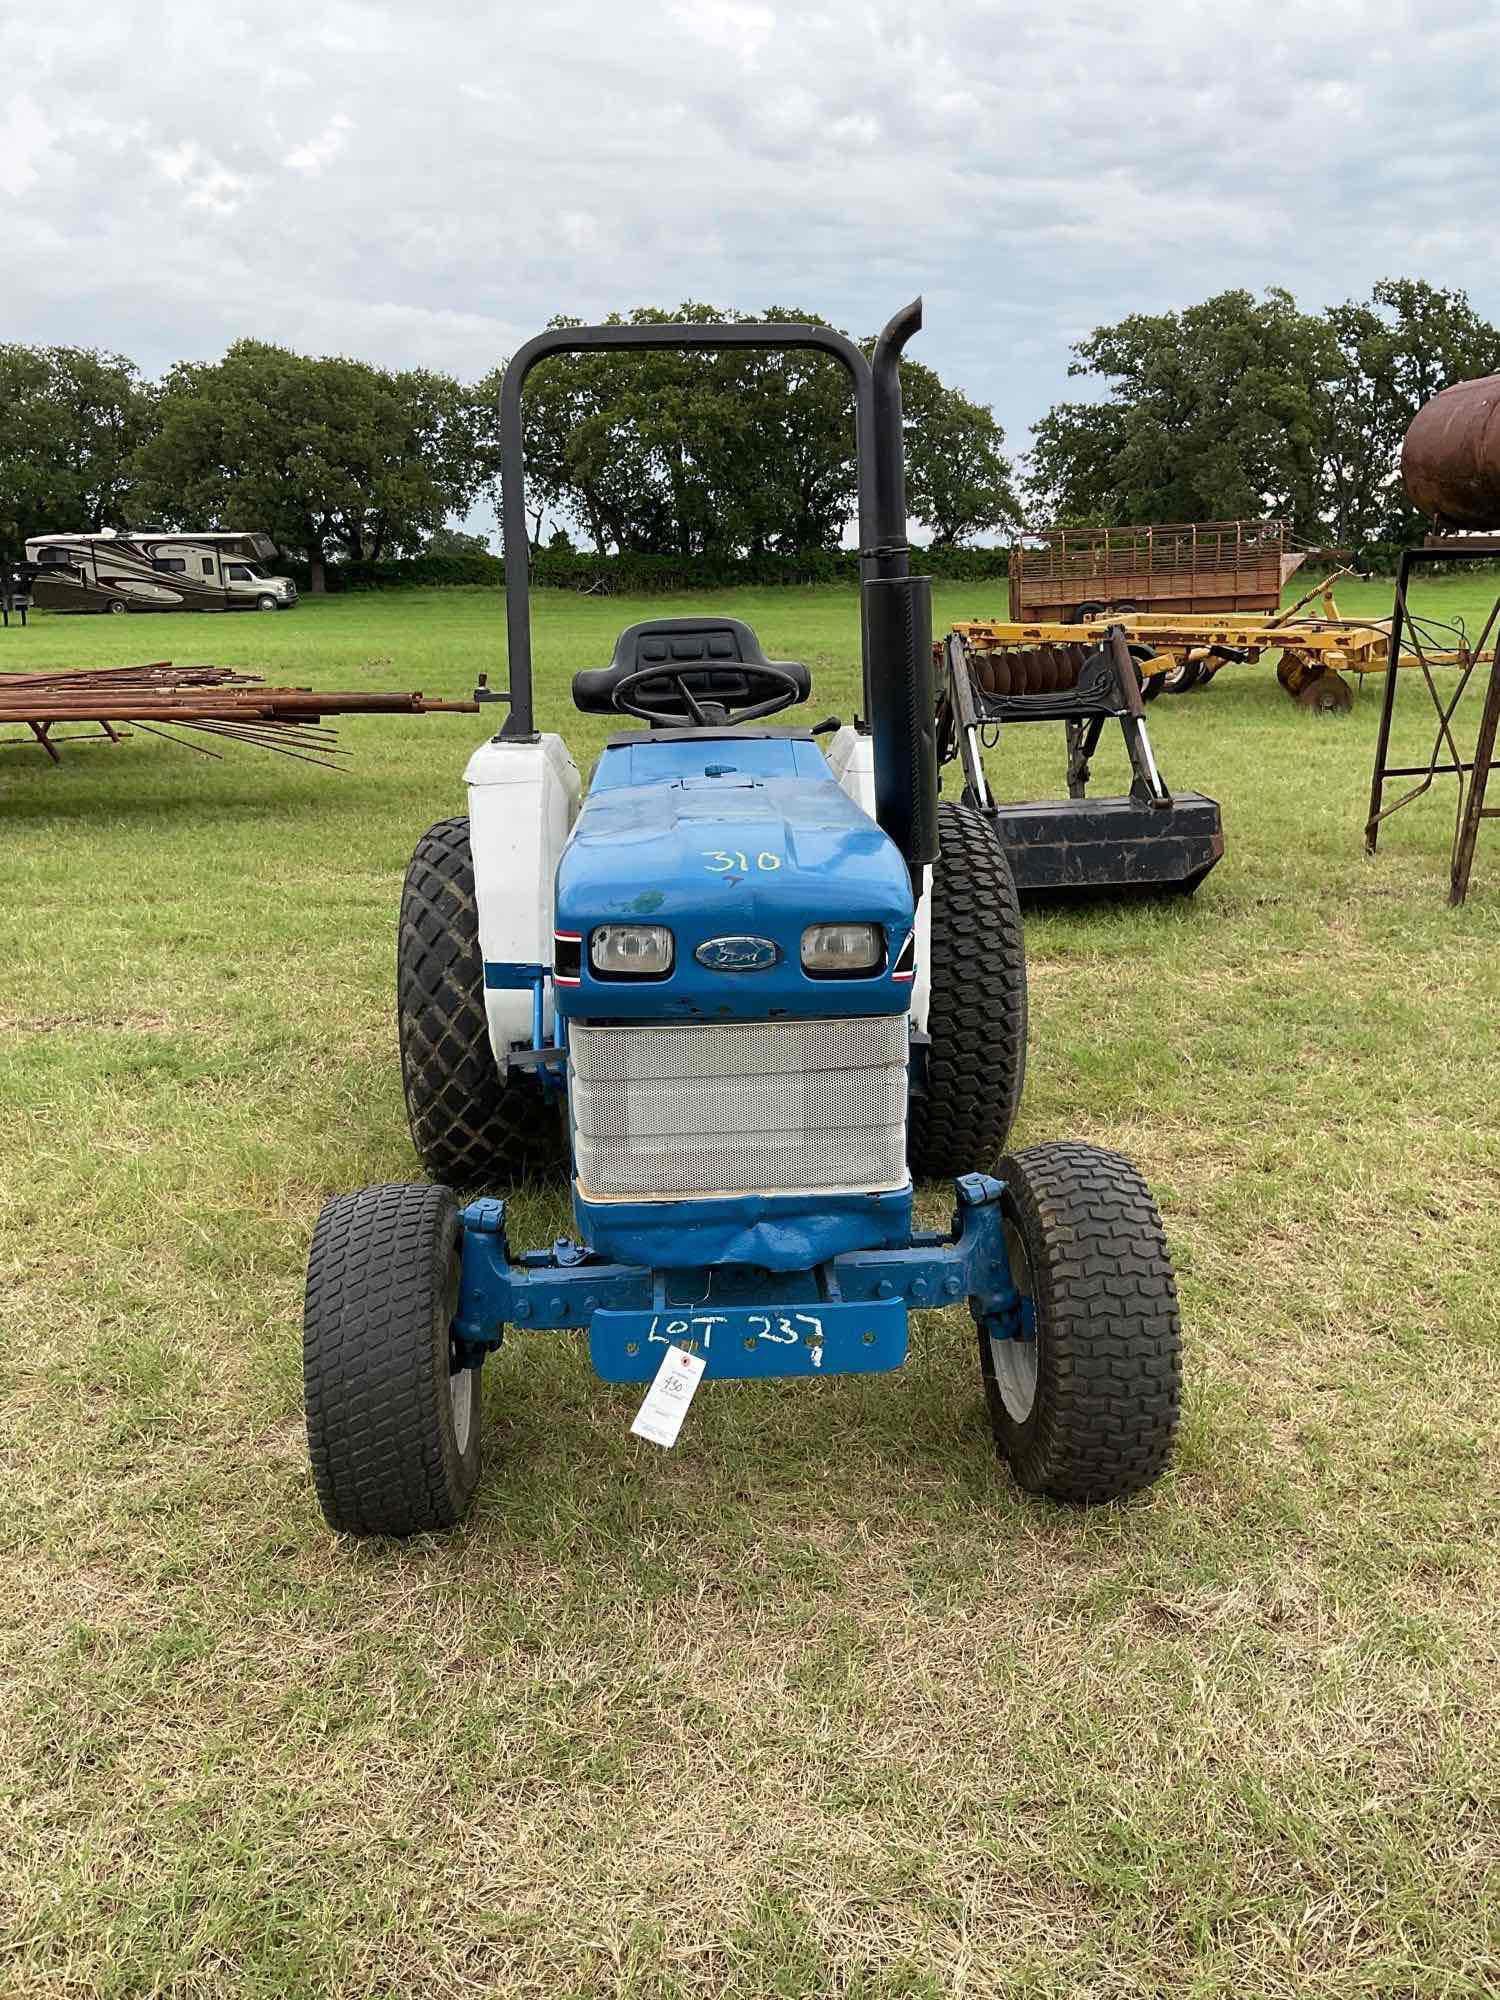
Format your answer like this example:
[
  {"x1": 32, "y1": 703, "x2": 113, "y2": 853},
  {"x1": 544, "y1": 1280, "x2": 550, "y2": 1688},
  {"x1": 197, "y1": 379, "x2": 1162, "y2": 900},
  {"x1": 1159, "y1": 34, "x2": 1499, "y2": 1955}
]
[
  {"x1": 1, "y1": 0, "x2": 1498, "y2": 474},
  {"x1": 0, "y1": 95, "x2": 57, "y2": 199},
  {"x1": 153, "y1": 140, "x2": 251, "y2": 215},
  {"x1": 284, "y1": 113, "x2": 353, "y2": 176}
]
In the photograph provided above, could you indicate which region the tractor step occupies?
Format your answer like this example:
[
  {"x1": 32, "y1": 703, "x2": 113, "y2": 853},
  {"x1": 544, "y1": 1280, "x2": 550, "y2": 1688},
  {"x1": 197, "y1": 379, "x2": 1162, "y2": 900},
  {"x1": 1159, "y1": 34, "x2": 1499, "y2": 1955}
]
[{"x1": 986, "y1": 792, "x2": 1224, "y2": 896}]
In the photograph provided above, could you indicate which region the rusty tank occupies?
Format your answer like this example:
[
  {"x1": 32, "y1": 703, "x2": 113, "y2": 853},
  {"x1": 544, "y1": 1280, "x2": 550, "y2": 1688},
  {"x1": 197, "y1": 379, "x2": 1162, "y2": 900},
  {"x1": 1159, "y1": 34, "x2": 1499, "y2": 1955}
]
[{"x1": 1402, "y1": 374, "x2": 1500, "y2": 530}]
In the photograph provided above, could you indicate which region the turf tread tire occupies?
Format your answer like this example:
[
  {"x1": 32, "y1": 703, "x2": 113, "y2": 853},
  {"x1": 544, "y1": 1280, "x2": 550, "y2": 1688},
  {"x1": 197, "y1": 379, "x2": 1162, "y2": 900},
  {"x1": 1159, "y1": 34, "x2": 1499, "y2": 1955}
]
[
  {"x1": 398, "y1": 815, "x2": 565, "y2": 1186},
  {"x1": 909, "y1": 801, "x2": 1027, "y2": 1180},
  {"x1": 982, "y1": 1141, "x2": 1181, "y2": 1502},
  {"x1": 304, "y1": 1181, "x2": 482, "y2": 1536}
]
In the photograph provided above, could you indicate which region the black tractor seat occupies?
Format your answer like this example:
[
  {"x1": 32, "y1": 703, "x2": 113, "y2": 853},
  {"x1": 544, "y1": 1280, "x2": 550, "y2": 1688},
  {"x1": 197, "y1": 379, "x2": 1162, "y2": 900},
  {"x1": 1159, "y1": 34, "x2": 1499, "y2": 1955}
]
[{"x1": 572, "y1": 616, "x2": 810, "y2": 724}]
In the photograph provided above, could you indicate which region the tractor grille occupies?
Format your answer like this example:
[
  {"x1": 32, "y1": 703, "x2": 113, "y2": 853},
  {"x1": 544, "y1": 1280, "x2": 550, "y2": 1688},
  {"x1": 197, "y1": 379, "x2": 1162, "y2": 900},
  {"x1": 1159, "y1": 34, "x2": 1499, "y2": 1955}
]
[{"x1": 568, "y1": 1016, "x2": 908, "y2": 1199}]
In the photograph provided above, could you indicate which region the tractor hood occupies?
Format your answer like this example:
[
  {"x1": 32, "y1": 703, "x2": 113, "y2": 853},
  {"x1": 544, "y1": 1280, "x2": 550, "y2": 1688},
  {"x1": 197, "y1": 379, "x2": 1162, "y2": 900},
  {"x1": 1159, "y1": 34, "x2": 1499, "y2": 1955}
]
[{"x1": 553, "y1": 735, "x2": 914, "y2": 1022}]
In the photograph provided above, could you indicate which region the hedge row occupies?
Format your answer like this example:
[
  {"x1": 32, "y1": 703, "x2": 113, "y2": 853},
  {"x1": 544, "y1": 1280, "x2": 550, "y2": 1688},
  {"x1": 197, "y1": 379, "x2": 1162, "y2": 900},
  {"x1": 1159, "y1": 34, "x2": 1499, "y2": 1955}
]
[{"x1": 282, "y1": 545, "x2": 1016, "y2": 594}]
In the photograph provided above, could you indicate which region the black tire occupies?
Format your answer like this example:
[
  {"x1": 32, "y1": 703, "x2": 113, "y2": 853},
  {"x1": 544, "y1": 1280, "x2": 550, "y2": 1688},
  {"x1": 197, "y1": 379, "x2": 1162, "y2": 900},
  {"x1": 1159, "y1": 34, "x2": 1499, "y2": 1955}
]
[
  {"x1": 256, "y1": 593, "x2": 279, "y2": 611},
  {"x1": 398, "y1": 816, "x2": 566, "y2": 1186},
  {"x1": 1071, "y1": 602, "x2": 1105, "y2": 623},
  {"x1": 1162, "y1": 657, "x2": 1204, "y2": 694},
  {"x1": 909, "y1": 802, "x2": 1027, "y2": 1180},
  {"x1": 304, "y1": 1181, "x2": 483, "y2": 1536},
  {"x1": 1134, "y1": 638, "x2": 1167, "y2": 701},
  {"x1": 979, "y1": 1142, "x2": 1181, "y2": 1502},
  {"x1": 106, "y1": 598, "x2": 127, "y2": 614}
]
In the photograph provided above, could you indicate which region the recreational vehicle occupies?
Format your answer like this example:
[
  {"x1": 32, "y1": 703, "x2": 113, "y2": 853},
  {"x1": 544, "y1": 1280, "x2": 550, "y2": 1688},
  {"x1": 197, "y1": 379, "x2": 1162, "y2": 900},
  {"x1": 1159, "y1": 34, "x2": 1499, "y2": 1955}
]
[{"x1": 23, "y1": 532, "x2": 298, "y2": 614}]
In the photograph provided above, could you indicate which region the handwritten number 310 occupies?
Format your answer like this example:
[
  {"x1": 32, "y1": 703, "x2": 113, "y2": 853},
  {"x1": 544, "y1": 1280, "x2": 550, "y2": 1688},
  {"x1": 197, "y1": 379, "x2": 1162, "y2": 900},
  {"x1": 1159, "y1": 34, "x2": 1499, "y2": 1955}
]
[{"x1": 704, "y1": 850, "x2": 781, "y2": 873}]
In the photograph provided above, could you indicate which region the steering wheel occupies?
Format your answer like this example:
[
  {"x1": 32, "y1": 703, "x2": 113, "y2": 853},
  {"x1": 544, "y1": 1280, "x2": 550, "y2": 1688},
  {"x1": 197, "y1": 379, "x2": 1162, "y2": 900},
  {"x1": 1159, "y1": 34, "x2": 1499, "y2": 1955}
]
[{"x1": 610, "y1": 661, "x2": 803, "y2": 727}]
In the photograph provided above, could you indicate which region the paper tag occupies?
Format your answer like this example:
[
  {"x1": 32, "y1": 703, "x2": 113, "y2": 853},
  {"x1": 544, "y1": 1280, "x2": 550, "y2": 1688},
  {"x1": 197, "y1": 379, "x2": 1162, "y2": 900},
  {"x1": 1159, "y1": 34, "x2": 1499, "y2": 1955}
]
[{"x1": 630, "y1": 1343, "x2": 707, "y2": 1449}]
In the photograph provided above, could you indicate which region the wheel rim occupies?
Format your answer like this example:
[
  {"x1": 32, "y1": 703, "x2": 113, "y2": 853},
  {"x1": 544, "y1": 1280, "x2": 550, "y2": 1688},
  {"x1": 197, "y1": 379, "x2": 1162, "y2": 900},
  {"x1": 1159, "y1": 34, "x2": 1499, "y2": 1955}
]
[
  {"x1": 1163, "y1": 661, "x2": 1189, "y2": 690},
  {"x1": 449, "y1": 1348, "x2": 474, "y2": 1454},
  {"x1": 991, "y1": 1218, "x2": 1039, "y2": 1422}
]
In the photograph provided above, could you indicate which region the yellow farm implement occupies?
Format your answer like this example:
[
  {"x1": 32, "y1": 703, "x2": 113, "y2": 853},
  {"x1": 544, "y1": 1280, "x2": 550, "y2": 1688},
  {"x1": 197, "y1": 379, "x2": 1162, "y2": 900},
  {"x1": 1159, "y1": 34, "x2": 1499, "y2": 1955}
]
[{"x1": 946, "y1": 574, "x2": 1495, "y2": 716}]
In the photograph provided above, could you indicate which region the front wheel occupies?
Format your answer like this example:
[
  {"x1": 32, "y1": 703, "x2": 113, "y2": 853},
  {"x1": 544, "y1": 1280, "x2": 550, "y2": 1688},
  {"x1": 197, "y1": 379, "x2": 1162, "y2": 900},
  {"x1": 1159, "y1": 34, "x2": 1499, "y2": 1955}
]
[
  {"x1": 256, "y1": 593, "x2": 279, "y2": 611},
  {"x1": 304, "y1": 1181, "x2": 483, "y2": 1535},
  {"x1": 980, "y1": 1142, "x2": 1181, "y2": 1501}
]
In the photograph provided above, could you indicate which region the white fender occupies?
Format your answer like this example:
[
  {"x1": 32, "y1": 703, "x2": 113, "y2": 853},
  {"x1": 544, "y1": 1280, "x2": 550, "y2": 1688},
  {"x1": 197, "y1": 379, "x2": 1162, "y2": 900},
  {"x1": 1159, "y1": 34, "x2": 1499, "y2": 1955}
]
[
  {"x1": 824, "y1": 726, "x2": 931, "y2": 1035},
  {"x1": 463, "y1": 733, "x2": 581, "y2": 1058}
]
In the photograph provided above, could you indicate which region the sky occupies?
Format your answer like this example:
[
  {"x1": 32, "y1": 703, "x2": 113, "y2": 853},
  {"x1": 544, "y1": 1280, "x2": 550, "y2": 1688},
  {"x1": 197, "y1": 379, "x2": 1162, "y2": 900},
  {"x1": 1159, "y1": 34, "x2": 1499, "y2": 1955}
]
[{"x1": 4, "y1": 0, "x2": 1499, "y2": 538}]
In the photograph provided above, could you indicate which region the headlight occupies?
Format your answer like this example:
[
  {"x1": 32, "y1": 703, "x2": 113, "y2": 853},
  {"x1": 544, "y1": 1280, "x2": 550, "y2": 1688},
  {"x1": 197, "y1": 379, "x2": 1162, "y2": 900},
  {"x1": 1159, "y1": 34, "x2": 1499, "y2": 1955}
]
[
  {"x1": 801, "y1": 922, "x2": 883, "y2": 975},
  {"x1": 590, "y1": 924, "x2": 674, "y2": 977}
]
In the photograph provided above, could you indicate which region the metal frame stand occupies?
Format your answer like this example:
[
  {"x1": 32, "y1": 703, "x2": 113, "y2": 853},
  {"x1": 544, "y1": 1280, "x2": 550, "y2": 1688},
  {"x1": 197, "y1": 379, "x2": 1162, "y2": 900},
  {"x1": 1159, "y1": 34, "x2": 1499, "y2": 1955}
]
[
  {"x1": 939, "y1": 628, "x2": 1223, "y2": 896},
  {"x1": 1364, "y1": 544, "x2": 1500, "y2": 906}
]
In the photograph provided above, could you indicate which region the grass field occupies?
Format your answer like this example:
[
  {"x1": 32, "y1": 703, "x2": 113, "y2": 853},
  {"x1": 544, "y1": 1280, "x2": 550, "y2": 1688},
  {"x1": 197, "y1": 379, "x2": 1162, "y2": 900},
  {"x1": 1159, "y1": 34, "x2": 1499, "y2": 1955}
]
[{"x1": 2, "y1": 578, "x2": 1497, "y2": 1999}]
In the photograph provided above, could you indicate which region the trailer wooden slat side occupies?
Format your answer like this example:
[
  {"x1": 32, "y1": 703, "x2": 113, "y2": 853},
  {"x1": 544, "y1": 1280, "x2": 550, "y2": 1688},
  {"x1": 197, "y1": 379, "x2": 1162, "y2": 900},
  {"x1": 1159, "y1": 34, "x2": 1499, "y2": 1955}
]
[{"x1": 1009, "y1": 519, "x2": 1300, "y2": 622}]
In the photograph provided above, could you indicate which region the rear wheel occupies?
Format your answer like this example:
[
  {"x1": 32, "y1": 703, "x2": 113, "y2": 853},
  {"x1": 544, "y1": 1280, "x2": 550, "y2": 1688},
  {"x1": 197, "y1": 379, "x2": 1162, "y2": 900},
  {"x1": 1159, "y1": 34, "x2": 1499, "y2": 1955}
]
[
  {"x1": 909, "y1": 802, "x2": 1027, "y2": 1180},
  {"x1": 106, "y1": 598, "x2": 127, "y2": 614},
  {"x1": 303, "y1": 1181, "x2": 483, "y2": 1536},
  {"x1": 980, "y1": 1142, "x2": 1181, "y2": 1501},
  {"x1": 398, "y1": 816, "x2": 567, "y2": 1186}
]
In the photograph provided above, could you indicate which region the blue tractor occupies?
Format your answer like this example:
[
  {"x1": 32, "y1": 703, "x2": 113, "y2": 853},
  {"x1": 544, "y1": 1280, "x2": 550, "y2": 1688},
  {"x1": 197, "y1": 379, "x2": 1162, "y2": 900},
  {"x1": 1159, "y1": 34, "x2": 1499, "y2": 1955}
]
[{"x1": 303, "y1": 303, "x2": 1181, "y2": 1535}]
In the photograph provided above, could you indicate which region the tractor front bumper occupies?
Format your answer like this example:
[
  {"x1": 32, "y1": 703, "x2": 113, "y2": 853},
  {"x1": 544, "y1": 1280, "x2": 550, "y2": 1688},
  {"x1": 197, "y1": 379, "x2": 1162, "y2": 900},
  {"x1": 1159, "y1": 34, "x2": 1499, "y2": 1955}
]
[{"x1": 453, "y1": 1174, "x2": 1021, "y2": 1383}]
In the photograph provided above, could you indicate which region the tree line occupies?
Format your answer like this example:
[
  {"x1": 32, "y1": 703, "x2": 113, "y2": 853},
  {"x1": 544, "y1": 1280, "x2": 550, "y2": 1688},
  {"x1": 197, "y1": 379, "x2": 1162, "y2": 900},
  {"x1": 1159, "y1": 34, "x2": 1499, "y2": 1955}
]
[
  {"x1": 2, "y1": 279, "x2": 1495, "y2": 585},
  {"x1": 1028, "y1": 278, "x2": 1500, "y2": 549},
  {"x1": 0, "y1": 306, "x2": 1016, "y2": 588}
]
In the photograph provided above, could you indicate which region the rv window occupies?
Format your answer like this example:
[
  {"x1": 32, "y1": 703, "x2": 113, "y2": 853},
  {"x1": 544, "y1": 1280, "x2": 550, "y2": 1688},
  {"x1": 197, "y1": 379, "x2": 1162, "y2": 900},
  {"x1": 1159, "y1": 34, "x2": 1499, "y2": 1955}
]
[
  {"x1": 226, "y1": 564, "x2": 254, "y2": 581},
  {"x1": 152, "y1": 557, "x2": 187, "y2": 575},
  {"x1": 202, "y1": 559, "x2": 215, "y2": 576}
]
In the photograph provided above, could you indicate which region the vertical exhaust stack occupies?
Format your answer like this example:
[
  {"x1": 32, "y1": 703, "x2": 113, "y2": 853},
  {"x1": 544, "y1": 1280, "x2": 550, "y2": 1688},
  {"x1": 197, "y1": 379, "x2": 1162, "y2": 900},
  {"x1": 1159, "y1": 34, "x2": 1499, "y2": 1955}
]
[{"x1": 863, "y1": 301, "x2": 940, "y2": 873}]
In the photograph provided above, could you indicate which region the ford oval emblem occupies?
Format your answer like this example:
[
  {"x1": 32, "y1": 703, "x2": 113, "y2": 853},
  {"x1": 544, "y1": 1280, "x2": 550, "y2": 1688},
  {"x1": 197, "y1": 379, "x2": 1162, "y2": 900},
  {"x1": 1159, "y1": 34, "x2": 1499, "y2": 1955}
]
[{"x1": 694, "y1": 935, "x2": 781, "y2": 972}]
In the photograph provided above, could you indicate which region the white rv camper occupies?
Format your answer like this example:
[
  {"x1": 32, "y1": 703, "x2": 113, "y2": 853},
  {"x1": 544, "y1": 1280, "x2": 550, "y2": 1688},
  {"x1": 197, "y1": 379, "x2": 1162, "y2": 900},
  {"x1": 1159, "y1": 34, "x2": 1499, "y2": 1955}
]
[{"x1": 24, "y1": 531, "x2": 298, "y2": 614}]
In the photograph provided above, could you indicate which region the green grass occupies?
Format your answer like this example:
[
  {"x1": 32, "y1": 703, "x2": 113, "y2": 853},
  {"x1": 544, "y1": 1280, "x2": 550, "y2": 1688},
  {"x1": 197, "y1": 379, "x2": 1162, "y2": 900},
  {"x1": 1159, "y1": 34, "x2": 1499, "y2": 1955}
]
[{"x1": 1, "y1": 579, "x2": 1497, "y2": 1998}]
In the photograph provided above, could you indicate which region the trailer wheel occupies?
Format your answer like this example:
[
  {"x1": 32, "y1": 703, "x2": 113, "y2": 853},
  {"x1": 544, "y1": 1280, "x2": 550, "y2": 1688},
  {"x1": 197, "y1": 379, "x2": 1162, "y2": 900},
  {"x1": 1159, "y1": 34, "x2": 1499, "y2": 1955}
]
[
  {"x1": 1136, "y1": 647, "x2": 1166, "y2": 701},
  {"x1": 304, "y1": 1181, "x2": 483, "y2": 1536},
  {"x1": 908, "y1": 802, "x2": 1027, "y2": 1180},
  {"x1": 1072, "y1": 601, "x2": 1105, "y2": 622},
  {"x1": 398, "y1": 815, "x2": 567, "y2": 1186},
  {"x1": 1162, "y1": 657, "x2": 1204, "y2": 693},
  {"x1": 980, "y1": 1142, "x2": 1181, "y2": 1502}
]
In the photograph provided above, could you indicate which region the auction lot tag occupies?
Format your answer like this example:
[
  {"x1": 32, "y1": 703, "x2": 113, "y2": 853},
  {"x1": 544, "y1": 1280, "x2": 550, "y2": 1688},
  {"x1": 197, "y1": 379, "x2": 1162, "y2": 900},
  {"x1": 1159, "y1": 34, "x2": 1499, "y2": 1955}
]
[{"x1": 630, "y1": 1343, "x2": 707, "y2": 1448}]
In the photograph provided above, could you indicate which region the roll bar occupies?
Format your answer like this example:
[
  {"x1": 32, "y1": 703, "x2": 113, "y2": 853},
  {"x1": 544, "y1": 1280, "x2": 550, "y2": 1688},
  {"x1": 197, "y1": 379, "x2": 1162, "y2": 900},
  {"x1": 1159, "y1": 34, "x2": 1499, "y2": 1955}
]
[{"x1": 496, "y1": 301, "x2": 938, "y2": 868}]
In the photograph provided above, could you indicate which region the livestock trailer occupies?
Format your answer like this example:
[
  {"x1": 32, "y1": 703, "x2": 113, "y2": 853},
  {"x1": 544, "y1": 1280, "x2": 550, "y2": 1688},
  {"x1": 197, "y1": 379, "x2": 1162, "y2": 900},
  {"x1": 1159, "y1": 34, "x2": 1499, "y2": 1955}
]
[{"x1": 1009, "y1": 520, "x2": 1309, "y2": 623}]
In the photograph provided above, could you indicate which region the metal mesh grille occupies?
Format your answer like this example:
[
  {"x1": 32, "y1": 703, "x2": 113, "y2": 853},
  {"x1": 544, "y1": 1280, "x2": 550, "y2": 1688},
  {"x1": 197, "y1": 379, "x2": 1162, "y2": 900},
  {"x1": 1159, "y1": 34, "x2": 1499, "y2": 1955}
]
[{"x1": 569, "y1": 1016, "x2": 908, "y2": 1198}]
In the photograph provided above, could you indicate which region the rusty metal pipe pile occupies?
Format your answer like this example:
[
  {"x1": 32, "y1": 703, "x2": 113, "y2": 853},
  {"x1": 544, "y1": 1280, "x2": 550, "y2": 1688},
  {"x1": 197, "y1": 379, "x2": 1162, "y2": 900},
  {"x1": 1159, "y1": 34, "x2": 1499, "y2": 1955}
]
[{"x1": 0, "y1": 662, "x2": 479, "y2": 765}]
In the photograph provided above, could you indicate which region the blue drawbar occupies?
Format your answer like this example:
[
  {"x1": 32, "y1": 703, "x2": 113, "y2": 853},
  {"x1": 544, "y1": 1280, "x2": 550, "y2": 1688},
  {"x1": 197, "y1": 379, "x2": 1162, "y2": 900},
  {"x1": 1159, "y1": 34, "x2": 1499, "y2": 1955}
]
[{"x1": 451, "y1": 1174, "x2": 1025, "y2": 1386}]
